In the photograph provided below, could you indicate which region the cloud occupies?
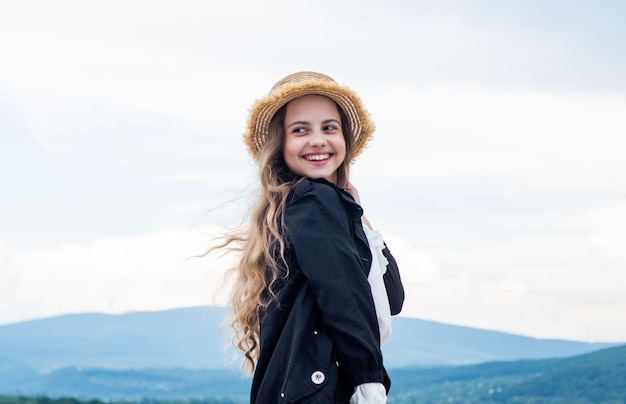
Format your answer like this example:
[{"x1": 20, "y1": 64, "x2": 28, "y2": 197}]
[
  {"x1": 381, "y1": 210, "x2": 626, "y2": 342},
  {"x1": 587, "y1": 202, "x2": 626, "y2": 262},
  {"x1": 2, "y1": 0, "x2": 625, "y2": 91},
  {"x1": 0, "y1": 239, "x2": 17, "y2": 305},
  {"x1": 3, "y1": 1, "x2": 625, "y2": 191},
  {"x1": 4, "y1": 224, "x2": 625, "y2": 342},
  {"x1": 358, "y1": 86, "x2": 626, "y2": 191},
  {"x1": 2, "y1": 0, "x2": 626, "y2": 343},
  {"x1": 0, "y1": 227, "x2": 234, "y2": 326}
]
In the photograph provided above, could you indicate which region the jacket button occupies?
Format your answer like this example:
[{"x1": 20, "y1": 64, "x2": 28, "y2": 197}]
[{"x1": 311, "y1": 370, "x2": 325, "y2": 385}]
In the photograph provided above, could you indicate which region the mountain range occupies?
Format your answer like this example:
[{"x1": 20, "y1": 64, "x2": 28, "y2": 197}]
[
  {"x1": 1, "y1": 306, "x2": 623, "y2": 401},
  {"x1": 0, "y1": 306, "x2": 618, "y2": 371}
]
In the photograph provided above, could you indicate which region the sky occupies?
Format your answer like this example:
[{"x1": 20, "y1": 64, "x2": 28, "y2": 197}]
[{"x1": 1, "y1": 0, "x2": 626, "y2": 343}]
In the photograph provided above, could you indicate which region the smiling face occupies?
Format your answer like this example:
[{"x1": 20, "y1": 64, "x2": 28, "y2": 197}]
[{"x1": 282, "y1": 95, "x2": 347, "y2": 184}]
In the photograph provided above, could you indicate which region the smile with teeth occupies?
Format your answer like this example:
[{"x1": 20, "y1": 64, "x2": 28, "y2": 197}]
[{"x1": 304, "y1": 153, "x2": 331, "y2": 161}]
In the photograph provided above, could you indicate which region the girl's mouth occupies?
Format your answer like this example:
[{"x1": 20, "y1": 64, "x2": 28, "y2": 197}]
[{"x1": 304, "y1": 153, "x2": 331, "y2": 161}]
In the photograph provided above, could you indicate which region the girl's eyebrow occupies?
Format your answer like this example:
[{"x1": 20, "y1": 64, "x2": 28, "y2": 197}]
[
  {"x1": 286, "y1": 118, "x2": 341, "y2": 129},
  {"x1": 322, "y1": 119, "x2": 341, "y2": 125},
  {"x1": 285, "y1": 120, "x2": 309, "y2": 129}
]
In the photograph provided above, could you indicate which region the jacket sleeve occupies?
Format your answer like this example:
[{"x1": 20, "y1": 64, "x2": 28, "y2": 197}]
[
  {"x1": 285, "y1": 183, "x2": 385, "y2": 387},
  {"x1": 382, "y1": 244, "x2": 404, "y2": 315}
]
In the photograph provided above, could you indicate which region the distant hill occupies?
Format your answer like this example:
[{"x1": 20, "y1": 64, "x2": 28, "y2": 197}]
[
  {"x1": 1, "y1": 343, "x2": 624, "y2": 402},
  {"x1": 494, "y1": 344, "x2": 626, "y2": 403},
  {"x1": 388, "y1": 343, "x2": 626, "y2": 403},
  {"x1": 0, "y1": 306, "x2": 618, "y2": 371},
  {"x1": 0, "y1": 307, "x2": 230, "y2": 370},
  {"x1": 0, "y1": 367, "x2": 251, "y2": 402}
]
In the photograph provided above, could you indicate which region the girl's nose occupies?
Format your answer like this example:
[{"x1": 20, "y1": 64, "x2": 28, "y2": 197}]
[{"x1": 308, "y1": 130, "x2": 327, "y2": 147}]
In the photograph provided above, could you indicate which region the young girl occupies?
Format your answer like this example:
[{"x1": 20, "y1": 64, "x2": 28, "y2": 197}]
[{"x1": 228, "y1": 71, "x2": 404, "y2": 403}]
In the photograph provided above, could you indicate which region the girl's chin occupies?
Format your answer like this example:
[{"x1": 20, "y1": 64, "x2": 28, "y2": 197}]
[{"x1": 304, "y1": 172, "x2": 337, "y2": 184}]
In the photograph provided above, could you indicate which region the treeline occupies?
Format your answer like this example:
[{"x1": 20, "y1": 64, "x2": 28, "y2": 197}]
[
  {"x1": 0, "y1": 398, "x2": 107, "y2": 404},
  {"x1": 0, "y1": 399, "x2": 236, "y2": 404},
  {"x1": 387, "y1": 344, "x2": 626, "y2": 403}
]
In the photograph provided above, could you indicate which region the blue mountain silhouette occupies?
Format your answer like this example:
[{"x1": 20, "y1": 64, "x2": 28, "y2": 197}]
[{"x1": 0, "y1": 306, "x2": 617, "y2": 371}]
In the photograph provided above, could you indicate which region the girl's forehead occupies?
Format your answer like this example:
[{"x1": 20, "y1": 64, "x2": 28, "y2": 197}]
[{"x1": 285, "y1": 95, "x2": 340, "y2": 113}]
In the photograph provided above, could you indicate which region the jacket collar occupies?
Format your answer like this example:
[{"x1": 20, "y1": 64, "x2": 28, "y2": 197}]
[{"x1": 291, "y1": 177, "x2": 364, "y2": 218}]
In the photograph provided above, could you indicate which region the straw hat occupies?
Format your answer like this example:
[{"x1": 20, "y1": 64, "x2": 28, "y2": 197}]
[{"x1": 244, "y1": 71, "x2": 375, "y2": 162}]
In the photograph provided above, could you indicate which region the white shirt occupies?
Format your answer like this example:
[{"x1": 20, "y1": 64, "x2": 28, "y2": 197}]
[
  {"x1": 363, "y1": 226, "x2": 392, "y2": 346},
  {"x1": 350, "y1": 226, "x2": 391, "y2": 403}
]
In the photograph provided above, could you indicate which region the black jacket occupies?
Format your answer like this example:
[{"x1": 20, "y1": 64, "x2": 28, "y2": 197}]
[{"x1": 250, "y1": 178, "x2": 404, "y2": 403}]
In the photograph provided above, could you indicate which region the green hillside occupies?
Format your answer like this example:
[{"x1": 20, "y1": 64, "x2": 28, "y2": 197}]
[
  {"x1": 0, "y1": 398, "x2": 233, "y2": 404},
  {"x1": 492, "y1": 344, "x2": 626, "y2": 403},
  {"x1": 388, "y1": 344, "x2": 626, "y2": 403}
]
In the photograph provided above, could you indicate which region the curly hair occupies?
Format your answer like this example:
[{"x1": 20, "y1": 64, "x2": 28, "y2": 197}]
[{"x1": 224, "y1": 101, "x2": 354, "y2": 373}]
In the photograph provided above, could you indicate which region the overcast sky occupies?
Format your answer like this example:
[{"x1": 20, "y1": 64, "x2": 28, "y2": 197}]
[{"x1": 1, "y1": 0, "x2": 625, "y2": 343}]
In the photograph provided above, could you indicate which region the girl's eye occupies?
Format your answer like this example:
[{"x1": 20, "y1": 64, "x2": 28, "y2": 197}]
[
  {"x1": 323, "y1": 125, "x2": 338, "y2": 132},
  {"x1": 292, "y1": 127, "x2": 306, "y2": 134}
]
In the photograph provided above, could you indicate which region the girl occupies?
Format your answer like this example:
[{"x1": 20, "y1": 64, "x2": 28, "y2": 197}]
[{"x1": 228, "y1": 71, "x2": 404, "y2": 403}]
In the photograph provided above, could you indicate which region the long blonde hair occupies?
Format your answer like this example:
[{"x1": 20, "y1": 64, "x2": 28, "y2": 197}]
[{"x1": 226, "y1": 101, "x2": 354, "y2": 373}]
